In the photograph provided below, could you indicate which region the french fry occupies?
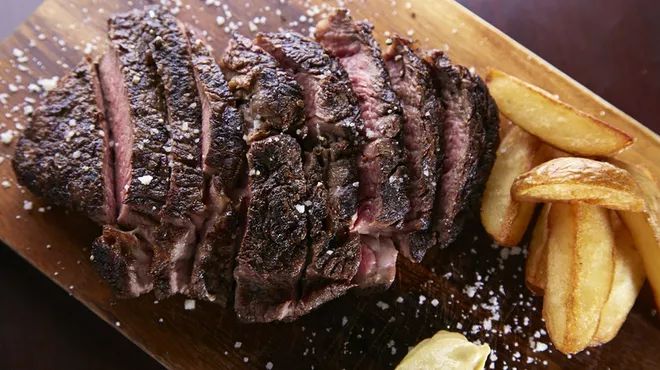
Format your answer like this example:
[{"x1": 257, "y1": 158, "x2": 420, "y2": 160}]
[
  {"x1": 481, "y1": 126, "x2": 545, "y2": 246},
  {"x1": 511, "y1": 157, "x2": 645, "y2": 212},
  {"x1": 486, "y1": 69, "x2": 633, "y2": 156},
  {"x1": 614, "y1": 161, "x2": 660, "y2": 309},
  {"x1": 591, "y1": 212, "x2": 645, "y2": 345},
  {"x1": 543, "y1": 203, "x2": 615, "y2": 354},
  {"x1": 525, "y1": 204, "x2": 550, "y2": 295}
]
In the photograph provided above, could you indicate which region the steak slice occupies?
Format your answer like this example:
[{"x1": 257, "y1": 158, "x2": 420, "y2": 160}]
[
  {"x1": 91, "y1": 226, "x2": 153, "y2": 297},
  {"x1": 100, "y1": 8, "x2": 170, "y2": 228},
  {"x1": 187, "y1": 30, "x2": 246, "y2": 305},
  {"x1": 142, "y1": 7, "x2": 205, "y2": 297},
  {"x1": 316, "y1": 9, "x2": 410, "y2": 235},
  {"x1": 234, "y1": 134, "x2": 308, "y2": 322},
  {"x1": 13, "y1": 58, "x2": 115, "y2": 225},
  {"x1": 423, "y1": 51, "x2": 499, "y2": 249},
  {"x1": 220, "y1": 34, "x2": 305, "y2": 142},
  {"x1": 384, "y1": 36, "x2": 443, "y2": 262},
  {"x1": 254, "y1": 31, "x2": 363, "y2": 311}
]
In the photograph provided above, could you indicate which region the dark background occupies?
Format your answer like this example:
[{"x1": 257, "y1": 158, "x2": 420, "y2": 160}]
[{"x1": 1, "y1": 1, "x2": 659, "y2": 369}]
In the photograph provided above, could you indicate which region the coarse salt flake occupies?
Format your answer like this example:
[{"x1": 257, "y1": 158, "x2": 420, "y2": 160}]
[
  {"x1": 137, "y1": 175, "x2": 153, "y2": 185},
  {"x1": 184, "y1": 299, "x2": 196, "y2": 310}
]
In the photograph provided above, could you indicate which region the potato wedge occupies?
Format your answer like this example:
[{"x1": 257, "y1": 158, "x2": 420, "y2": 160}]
[
  {"x1": 481, "y1": 126, "x2": 545, "y2": 246},
  {"x1": 591, "y1": 212, "x2": 645, "y2": 345},
  {"x1": 511, "y1": 157, "x2": 645, "y2": 212},
  {"x1": 543, "y1": 203, "x2": 614, "y2": 354},
  {"x1": 525, "y1": 204, "x2": 550, "y2": 295},
  {"x1": 486, "y1": 69, "x2": 633, "y2": 156},
  {"x1": 614, "y1": 161, "x2": 660, "y2": 309}
]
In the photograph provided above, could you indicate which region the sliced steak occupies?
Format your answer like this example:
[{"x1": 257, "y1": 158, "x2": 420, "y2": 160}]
[
  {"x1": 141, "y1": 7, "x2": 205, "y2": 297},
  {"x1": 234, "y1": 134, "x2": 308, "y2": 322},
  {"x1": 187, "y1": 30, "x2": 246, "y2": 305},
  {"x1": 316, "y1": 9, "x2": 410, "y2": 235},
  {"x1": 254, "y1": 31, "x2": 363, "y2": 313},
  {"x1": 383, "y1": 36, "x2": 443, "y2": 262},
  {"x1": 13, "y1": 58, "x2": 114, "y2": 225},
  {"x1": 100, "y1": 8, "x2": 170, "y2": 228},
  {"x1": 220, "y1": 34, "x2": 305, "y2": 142},
  {"x1": 91, "y1": 225, "x2": 153, "y2": 297},
  {"x1": 423, "y1": 51, "x2": 499, "y2": 249}
]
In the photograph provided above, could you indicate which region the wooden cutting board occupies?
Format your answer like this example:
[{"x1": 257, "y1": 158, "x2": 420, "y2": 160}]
[{"x1": 1, "y1": 0, "x2": 659, "y2": 369}]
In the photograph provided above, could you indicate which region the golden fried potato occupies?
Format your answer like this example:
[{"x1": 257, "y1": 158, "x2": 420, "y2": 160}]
[
  {"x1": 614, "y1": 161, "x2": 660, "y2": 309},
  {"x1": 525, "y1": 204, "x2": 550, "y2": 295},
  {"x1": 591, "y1": 212, "x2": 645, "y2": 345},
  {"x1": 486, "y1": 69, "x2": 633, "y2": 156},
  {"x1": 543, "y1": 203, "x2": 614, "y2": 354},
  {"x1": 511, "y1": 157, "x2": 645, "y2": 211},
  {"x1": 481, "y1": 126, "x2": 545, "y2": 246}
]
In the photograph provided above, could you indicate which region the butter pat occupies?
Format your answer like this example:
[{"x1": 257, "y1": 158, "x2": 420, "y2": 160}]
[{"x1": 396, "y1": 330, "x2": 490, "y2": 370}]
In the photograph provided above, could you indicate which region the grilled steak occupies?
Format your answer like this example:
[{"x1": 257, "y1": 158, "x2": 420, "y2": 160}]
[
  {"x1": 384, "y1": 36, "x2": 443, "y2": 262},
  {"x1": 234, "y1": 135, "x2": 308, "y2": 322},
  {"x1": 254, "y1": 31, "x2": 362, "y2": 313},
  {"x1": 13, "y1": 59, "x2": 115, "y2": 225},
  {"x1": 91, "y1": 226, "x2": 153, "y2": 297},
  {"x1": 424, "y1": 51, "x2": 499, "y2": 249},
  {"x1": 316, "y1": 9, "x2": 410, "y2": 235},
  {"x1": 220, "y1": 34, "x2": 305, "y2": 142},
  {"x1": 141, "y1": 8, "x2": 205, "y2": 297},
  {"x1": 187, "y1": 30, "x2": 246, "y2": 305},
  {"x1": 99, "y1": 8, "x2": 170, "y2": 229}
]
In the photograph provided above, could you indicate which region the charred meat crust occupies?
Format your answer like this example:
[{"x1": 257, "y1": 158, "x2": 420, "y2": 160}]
[
  {"x1": 91, "y1": 225, "x2": 153, "y2": 297},
  {"x1": 220, "y1": 34, "x2": 306, "y2": 142},
  {"x1": 188, "y1": 29, "x2": 246, "y2": 189},
  {"x1": 103, "y1": 8, "x2": 170, "y2": 225},
  {"x1": 383, "y1": 36, "x2": 443, "y2": 262},
  {"x1": 187, "y1": 30, "x2": 246, "y2": 305},
  {"x1": 140, "y1": 8, "x2": 206, "y2": 297},
  {"x1": 423, "y1": 50, "x2": 499, "y2": 249},
  {"x1": 234, "y1": 134, "x2": 308, "y2": 323},
  {"x1": 254, "y1": 31, "x2": 362, "y2": 315},
  {"x1": 13, "y1": 59, "x2": 115, "y2": 225},
  {"x1": 315, "y1": 9, "x2": 410, "y2": 234}
]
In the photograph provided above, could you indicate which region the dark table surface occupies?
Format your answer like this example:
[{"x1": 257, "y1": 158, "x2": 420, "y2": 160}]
[{"x1": 1, "y1": 1, "x2": 659, "y2": 369}]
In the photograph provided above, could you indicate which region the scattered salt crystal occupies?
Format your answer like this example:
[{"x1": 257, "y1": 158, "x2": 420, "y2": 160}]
[
  {"x1": 266, "y1": 362, "x2": 274, "y2": 370},
  {"x1": 1, "y1": 130, "x2": 14, "y2": 144},
  {"x1": 376, "y1": 301, "x2": 390, "y2": 310},
  {"x1": 72, "y1": 150, "x2": 81, "y2": 159},
  {"x1": 115, "y1": 321, "x2": 121, "y2": 327},
  {"x1": 295, "y1": 204, "x2": 305, "y2": 213},
  {"x1": 23, "y1": 200, "x2": 33, "y2": 210},
  {"x1": 341, "y1": 316, "x2": 348, "y2": 326},
  {"x1": 38, "y1": 77, "x2": 59, "y2": 92},
  {"x1": 534, "y1": 342, "x2": 548, "y2": 352},
  {"x1": 395, "y1": 296, "x2": 404, "y2": 303},
  {"x1": 2, "y1": 180, "x2": 11, "y2": 188},
  {"x1": 510, "y1": 246, "x2": 522, "y2": 255},
  {"x1": 418, "y1": 295, "x2": 426, "y2": 304},
  {"x1": 8, "y1": 84, "x2": 18, "y2": 92},
  {"x1": 234, "y1": 341, "x2": 242, "y2": 348},
  {"x1": 184, "y1": 299, "x2": 196, "y2": 310},
  {"x1": 12, "y1": 48, "x2": 24, "y2": 58},
  {"x1": 137, "y1": 175, "x2": 153, "y2": 185},
  {"x1": 430, "y1": 298, "x2": 439, "y2": 307}
]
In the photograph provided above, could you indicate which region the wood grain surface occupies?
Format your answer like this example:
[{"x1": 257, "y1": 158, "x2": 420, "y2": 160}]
[{"x1": 0, "y1": 0, "x2": 659, "y2": 369}]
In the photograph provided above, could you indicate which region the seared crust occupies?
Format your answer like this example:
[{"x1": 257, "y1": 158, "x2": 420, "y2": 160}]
[
  {"x1": 220, "y1": 34, "x2": 305, "y2": 142},
  {"x1": 105, "y1": 8, "x2": 170, "y2": 221},
  {"x1": 13, "y1": 59, "x2": 114, "y2": 225},
  {"x1": 255, "y1": 31, "x2": 362, "y2": 314},
  {"x1": 424, "y1": 50, "x2": 499, "y2": 249},
  {"x1": 383, "y1": 36, "x2": 443, "y2": 262},
  {"x1": 234, "y1": 135, "x2": 308, "y2": 322},
  {"x1": 315, "y1": 9, "x2": 410, "y2": 234}
]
